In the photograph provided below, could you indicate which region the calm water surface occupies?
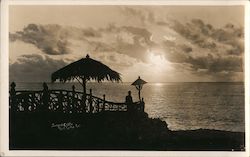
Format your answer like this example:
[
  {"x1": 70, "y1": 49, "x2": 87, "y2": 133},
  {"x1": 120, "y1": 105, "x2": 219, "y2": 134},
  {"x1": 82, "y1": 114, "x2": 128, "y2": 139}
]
[{"x1": 14, "y1": 82, "x2": 245, "y2": 132}]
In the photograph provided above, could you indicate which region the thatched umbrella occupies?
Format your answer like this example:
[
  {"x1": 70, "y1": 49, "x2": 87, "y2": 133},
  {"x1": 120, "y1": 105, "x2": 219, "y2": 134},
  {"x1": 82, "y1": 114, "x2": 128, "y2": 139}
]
[
  {"x1": 131, "y1": 76, "x2": 147, "y2": 101},
  {"x1": 51, "y1": 54, "x2": 121, "y2": 95}
]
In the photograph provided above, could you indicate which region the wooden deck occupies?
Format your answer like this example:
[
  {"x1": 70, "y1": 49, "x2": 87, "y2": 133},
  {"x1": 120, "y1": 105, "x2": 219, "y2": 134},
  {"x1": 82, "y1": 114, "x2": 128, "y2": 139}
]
[{"x1": 9, "y1": 82, "x2": 144, "y2": 114}]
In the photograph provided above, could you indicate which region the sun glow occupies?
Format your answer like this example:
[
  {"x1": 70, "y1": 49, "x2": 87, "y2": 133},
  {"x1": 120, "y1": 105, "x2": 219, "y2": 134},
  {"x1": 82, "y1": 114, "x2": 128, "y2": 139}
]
[
  {"x1": 155, "y1": 83, "x2": 163, "y2": 86},
  {"x1": 148, "y1": 52, "x2": 167, "y2": 72}
]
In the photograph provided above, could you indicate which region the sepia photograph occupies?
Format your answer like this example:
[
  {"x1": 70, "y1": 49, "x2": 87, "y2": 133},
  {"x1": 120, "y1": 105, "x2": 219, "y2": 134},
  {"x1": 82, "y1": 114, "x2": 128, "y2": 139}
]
[{"x1": 1, "y1": 0, "x2": 249, "y2": 156}]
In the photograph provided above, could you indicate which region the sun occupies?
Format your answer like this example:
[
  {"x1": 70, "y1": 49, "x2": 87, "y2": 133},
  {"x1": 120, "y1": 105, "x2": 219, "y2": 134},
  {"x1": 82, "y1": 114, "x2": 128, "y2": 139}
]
[{"x1": 148, "y1": 52, "x2": 167, "y2": 72}]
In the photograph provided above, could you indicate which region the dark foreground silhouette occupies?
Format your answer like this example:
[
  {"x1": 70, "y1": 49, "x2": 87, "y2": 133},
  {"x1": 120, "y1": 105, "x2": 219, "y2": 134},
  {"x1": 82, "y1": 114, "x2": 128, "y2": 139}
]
[{"x1": 10, "y1": 111, "x2": 244, "y2": 151}]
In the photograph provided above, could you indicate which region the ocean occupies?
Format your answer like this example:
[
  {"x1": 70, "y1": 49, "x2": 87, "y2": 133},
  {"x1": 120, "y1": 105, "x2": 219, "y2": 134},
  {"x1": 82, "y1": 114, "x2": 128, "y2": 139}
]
[{"x1": 13, "y1": 82, "x2": 245, "y2": 132}]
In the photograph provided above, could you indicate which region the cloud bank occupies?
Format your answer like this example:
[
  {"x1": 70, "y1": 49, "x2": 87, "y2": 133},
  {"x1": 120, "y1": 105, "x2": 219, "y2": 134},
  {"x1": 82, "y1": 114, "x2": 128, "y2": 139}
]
[
  {"x1": 9, "y1": 54, "x2": 67, "y2": 82},
  {"x1": 9, "y1": 7, "x2": 244, "y2": 82}
]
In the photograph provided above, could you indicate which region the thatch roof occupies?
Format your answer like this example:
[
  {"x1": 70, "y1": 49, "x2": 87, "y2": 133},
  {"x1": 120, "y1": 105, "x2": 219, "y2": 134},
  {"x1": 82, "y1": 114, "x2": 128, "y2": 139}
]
[{"x1": 51, "y1": 54, "x2": 121, "y2": 83}]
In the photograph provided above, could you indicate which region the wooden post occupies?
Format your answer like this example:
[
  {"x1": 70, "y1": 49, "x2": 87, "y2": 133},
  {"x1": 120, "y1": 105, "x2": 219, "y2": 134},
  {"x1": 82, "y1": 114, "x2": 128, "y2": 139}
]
[
  {"x1": 58, "y1": 91, "x2": 64, "y2": 112},
  {"x1": 72, "y1": 85, "x2": 76, "y2": 112},
  {"x1": 138, "y1": 89, "x2": 141, "y2": 102},
  {"x1": 103, "y1": 94, "x2": 106, "y2": 111},
  {"x1": 31, "y1": 93, "x2": 35, "y2": 111},
  {"x1": 136, "y1": 84, "x2": 142, "y2": 101},
  {"x1": 82, "y1": 78, "x2": 87, "y2": 112},
  {"x1": 82, "y1": 77, "x2": 86, "y2": 96},
  {"x1": 10, "y1": 82, "x2": 17, "y2": 112},
  {"x1": 10, "y1": 82, "x2": 17, "y2": 135},
  {"x1": 89, "y1": 89, "x2": 93, "y2": 113},
  {"x1": 42, "y1": 82, "x2": 49, "y2": 112}
]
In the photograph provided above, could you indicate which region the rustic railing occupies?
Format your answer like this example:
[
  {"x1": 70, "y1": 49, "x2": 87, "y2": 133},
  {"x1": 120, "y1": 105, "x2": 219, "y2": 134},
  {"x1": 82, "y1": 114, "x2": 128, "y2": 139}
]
[{"x1": 9, "y1": 82, "x2": 145, "y2": 114}]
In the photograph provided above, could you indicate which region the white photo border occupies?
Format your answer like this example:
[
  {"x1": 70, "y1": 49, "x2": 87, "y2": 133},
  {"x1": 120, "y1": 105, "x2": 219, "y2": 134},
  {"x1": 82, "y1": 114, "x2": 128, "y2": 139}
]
[{"x1": 1, "y1": 0, "x2": 249, "y2": 157}]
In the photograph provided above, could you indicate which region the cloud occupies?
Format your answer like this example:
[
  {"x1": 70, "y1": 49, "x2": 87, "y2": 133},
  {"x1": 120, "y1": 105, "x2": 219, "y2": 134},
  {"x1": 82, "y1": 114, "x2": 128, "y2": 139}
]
[
  {"x1": 119, "y1": 7, "x2": 155, "y2": 25},
  {"x1": 119, "y1": 7, "x2": 244, "y2": 77},
  {"x1": 10, "y1": 24, "x2": 102, "y2": 55},
  {"x1": 193, "y1": 70, "x2": 242, "y2": 82},
  {"x1": 10, "y1": 24, "x2": 71, "y2": 55},
  {"x1": 121, "y1": 26, "x2": 153, "y2": 45},
  {"x1": 9, "y1": 54, "x2": 68, "y2": 82},
  {"x1": 9, "y1": 23, "x2": 156, "y2": 83},
  {"x1": 96, "y1": 52, "x2": 137, "y2": 71},
  {"x1": 102, "y1": 25, "x2": 155, "y2": 62},
  {"x1": 168, "y1": 19, "x2": 244, "y2": 55},
  {"x1": 83, "y1": 24, "x2": 155, "y2": 62},
  {"x1": 9, "y1": 15, "x2": 244, "y2": 82},
  {"x1": 161, "y1": 36, "x2": 243, "y2": 80},
  {"x1": 115, "y1": 38, "x2": 149, "y2": 62},
  {"x1": 10, "y1": 23, "x2": 154, "y2": 63},
  {"x1": 155, "y1": 18, "x2": 244, "y2": 81},
  {"x1": 180, "y1": 44, "x2": 192, "y2": 53},
  {"x1": 89, "y1": 25, "x2": 154, "y2": 62},
  {"x1": 87, "y1": 41, "x2": 115, "y2": 52},
  {"x1": 187, "y1": 54, "x2": 243, "y2": 73},
  {"x1": 9, "y1": 52, "x2": 136, "y2": 83},
  {"x1": 161, "y1": 40, "x2": 191, "y2": 63},
  {"x1": 162, "y1": 40, "x2": 243, "y2": 72}
]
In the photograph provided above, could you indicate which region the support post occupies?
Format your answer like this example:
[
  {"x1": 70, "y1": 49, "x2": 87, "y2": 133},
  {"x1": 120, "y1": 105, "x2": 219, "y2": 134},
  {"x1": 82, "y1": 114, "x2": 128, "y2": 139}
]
[
  {"x1": 42, "y1": 82, "x2": 49, "y2": 112},
  {"x1": 81, "y1": 77, "x2": 87, "y2": 113},
  {"x1": 82, "y1": 77, "x2": 86, "y2": 96},
  {"x1": 89, "y1": 89, "x2": 93, "y2": 113},
  {"x1": 72, "y1": 85, "x2": 76, "y2": 113},
  {"x1": 10, "y1": 82, "x2": 17, "y2": 112},
  {"x1": 102, "y1": 94, "x2": 106, "y2": 111},
  {"x1": 138, "y1": 89, "x2": 141, "y2": 102},
  {"x1": 58, "y1": 91, "x2": 63, "y2": 112}
]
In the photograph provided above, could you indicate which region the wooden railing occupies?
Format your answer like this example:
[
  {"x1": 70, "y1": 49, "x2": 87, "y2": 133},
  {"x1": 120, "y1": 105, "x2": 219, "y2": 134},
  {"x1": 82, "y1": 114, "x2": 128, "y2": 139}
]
[{"x1": 9, "y1": 82, "x2": 144, "y2": 114}]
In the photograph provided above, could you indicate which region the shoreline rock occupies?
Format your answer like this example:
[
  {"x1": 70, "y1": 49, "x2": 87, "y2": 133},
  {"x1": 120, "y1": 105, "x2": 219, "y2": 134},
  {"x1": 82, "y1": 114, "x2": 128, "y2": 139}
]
[{"x1": 10, "y1": 111, "x2": 245, "y2": 151}]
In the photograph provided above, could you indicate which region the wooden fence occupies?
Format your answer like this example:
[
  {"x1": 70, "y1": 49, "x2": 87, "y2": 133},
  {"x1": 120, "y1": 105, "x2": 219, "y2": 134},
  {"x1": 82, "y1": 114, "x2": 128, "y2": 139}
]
[{"x1": 9, "y1": 82, "x2": 144, "y2": 114}]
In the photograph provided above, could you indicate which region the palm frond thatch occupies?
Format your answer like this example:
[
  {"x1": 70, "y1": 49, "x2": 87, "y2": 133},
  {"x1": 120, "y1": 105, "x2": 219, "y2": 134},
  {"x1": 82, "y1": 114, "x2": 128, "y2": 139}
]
[
  {"x1": 51, "y1": 55, "x2": 121, "y2": 83},
  {"x1": 51, "y1": 54, "x2": 121, "y2": 95}
]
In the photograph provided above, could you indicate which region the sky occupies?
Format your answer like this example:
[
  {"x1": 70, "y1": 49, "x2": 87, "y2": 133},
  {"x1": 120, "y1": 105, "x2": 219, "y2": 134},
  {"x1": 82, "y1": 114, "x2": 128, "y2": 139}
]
[{"x1": 9, "y1": 5, "x2": 245, "y2": 82}]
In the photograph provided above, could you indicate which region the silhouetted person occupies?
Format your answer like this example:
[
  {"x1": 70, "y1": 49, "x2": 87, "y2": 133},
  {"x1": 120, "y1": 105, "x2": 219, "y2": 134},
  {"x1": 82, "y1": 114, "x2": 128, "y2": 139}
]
[{"x1": 125, "y1": 91, "x2": 133, "y2": 112}]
